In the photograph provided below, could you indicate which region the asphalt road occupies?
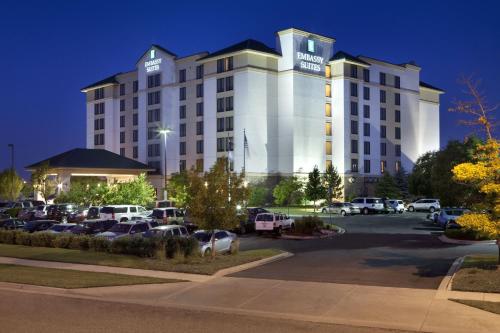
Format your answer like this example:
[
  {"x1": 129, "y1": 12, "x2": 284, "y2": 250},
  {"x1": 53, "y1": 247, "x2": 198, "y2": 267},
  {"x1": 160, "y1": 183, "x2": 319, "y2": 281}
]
[
  {"x1": 233, "y1": 213, "x2": 496, "y2": 289},
  {"x1": 0, "y1": 290, "x2": 417, "y2": 333}
]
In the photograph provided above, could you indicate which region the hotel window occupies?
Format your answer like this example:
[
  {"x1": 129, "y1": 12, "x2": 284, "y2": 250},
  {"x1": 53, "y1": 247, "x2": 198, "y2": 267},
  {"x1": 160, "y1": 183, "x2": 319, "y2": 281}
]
[
  {"x1": 380, "y1": 72, "x2": 386, "y2": 85},
  {"x1": 148, "y1": 109, "x2": 160, "y2": 122},
  {"x1": 179, "y1": 105, "x2": 186, "y2": 119},
  {"x1": 196, "y1": 83, "x2": 203, "y2": 97},
  {"x1": 325, "y1": 103, "x2": 332, "y2": 117},
  {"x1": 147, "y1": 74, "x2": 161, "y2": 88},
  {"x1": 225, "y1": 96, "x2": 233, "y2": 111},
  {"x1": 363, "y1": 105, "x2": 370, "y2": 118},
  {"x1": 395, "y1": 76, "x2": 400, "y2": 89},
  {"x1": 380, "y1": 142, "x2": 387, "y2": 156},
  {"x1": 350, "y1": 65, "x2": 358, "y2": 78},
  {"x1": 395, "y1": 92, "x2": 401, "y2": 106},
  {"x1": 120, "y1": 131, "x2": 125, "y2": 144},
  {"x1": 179, "y1": 142, "x2": 186, "y2": 155},
  {"x1": 217, "y1": 98, "x2": 225, "y2": 112},
  {"x1": 351, "y1": 159, "x2": 358, "y2": 172},
  {"x1": 380, "y1": 125, "x2": 386, "y2": 138},
  {"x1": 94, "y1": 133, "x2": 104, "y2": 146},
  {"x1": 381, "y1": 160, "x2": 387, "y2": 173},
  {"x1": 94, "y1": 87, "x2": 104, "y2": 100},
  {"x1": 217, "y1": 118, "x2": 225, "y2": 132},
  {"x1": 196, "y1": 159, "x2": 204, "y2": 172},
  {"x1": 179, "y1": 69, "x2": 186, "y2": 83},
  {"x1": 350, "y1": 82, "x2": 358, "y2": 97},
  {"x1": 363, "y1": 87, "x2": 370, "y2": 100},
  {"x1": 380, "y1": 107, "x2": 386, "y2": 120},
  {"x1": 196, "y1": 65, "x2": 204, "y2": 79},
  {"x1": 326, "y1": 160, "x2": 332, "y2": 169},
  {"x1": 380, "y1": 90, "x2": 386, "y2": 103},
  {"x1": 225, "y1": 76, "x2": 233, "y2": 91},
  {"x1": 395, "y1": 144, "x2": 401, "y2": 157},
  {"x1": 325, "y1": 122, "x2": 332, "y2": 136},
  {"x1": 217, "y1": 138, "x2": 225, "y2": 152},
  {"x1": 148, "y1": 127, "x2": 156, "y2": 140},
  {"x1": 133, "y1": 146, "x2": 138, "y2": 159},
  {"x1": 120, "y1": 83, "x2": 125, "y2": 96},
  {"x1": 325, "y1": 65, "x2": 331, "y2": 78},
  {"x1": 364, "y1": 159, "x2": 371, "y2": 173},
  {"x1": 351, "y1": 139, "x2": 358, "y2": 153},
  {"x1": 326, "y1": 141, "x2": 332, "y2": 155},
  {"x1": 179, "y1": 160, "x2": 186, "y2": 172},
  {"x1": 93, "y1": 119, "x2": 99, "y2": 130},
  {"x1": 363, "y1": 69, "x2": 370, "y2": 82},
  {"x1": 196, "y1": 102, "x2": 204, "y2": 116},
  {"x1": 395, "y1": 110, "x2": 401, "y2": 123},
  {"x1": 196, "y1": 121, "x2": 203, "y2": 135},
  {"x1": 120, "y1": 148, "x2": 125, "y2": 156},
  {"x1": 351, "y1": 120, "x2": 358, "y2": 134},
  {"x1": 179, "y1": 124, "x2": 186, "y2": 137},
  {"x1": 395, "y1": 160, "x2": 401, "y2": 172},
  {"x1": 217, "y1": 59, "x2": 224, "y2": 73},
  {"x1": 225, "y1": 117, "x2": 233, "y2": 131},
  {"x1": 196, "y1": 140, "x2": 204, "y2": 154},
  {"x1": 226, "y1": 57, "x2": 233, "y2": 71},
  {"x1": 364, "y1": 140, "x2": 371, "y2": 155},
  {"x1": 152, "y1": 143, "x2": 161, "y2": 157},
  {"x1": 94, "y1": 102, "x2": 104, "y2": 115},
  {"x1": 325, "y1": 84, "x2": 331, "y2": 97},
  {"x1": 226, "y1": 137, "x2": 233, "y2": 151},
  {"x1": 395, "y1": 127, "x2": 401, "y2": 140},
  {"x1": 216, "y1": 78, "x2": 225, "y2": 93},
  {"x1": 94, "y1": 118, "x2": 104, "y2": 131},
  {"x1": 133, "y1": 97, "x2": 138, "y2": 109},
  {"x1": 120, "y1": 99, "x2": 125, "y2": 111},
  {"x1": 179, "y1": 87, "x2": 186, "y2": 101},
  {"x1": 133, "y1": 130, "x2": 138, "y2": 142},
  {"x1": 147, "y1": 91, "x2": 160, "y2": 105},
  {"x1": 133, "y1": 80, "x2": 138, "y2": 93},
  {"x1": 363, "y1": 123, "x2": 370, "y2": 137},
  {"x1": 350, "y1": 101, "x2": 358, "y2": 116},
  {"x1": 120, "y1": 115, "x2": 125, "y2": 128}
]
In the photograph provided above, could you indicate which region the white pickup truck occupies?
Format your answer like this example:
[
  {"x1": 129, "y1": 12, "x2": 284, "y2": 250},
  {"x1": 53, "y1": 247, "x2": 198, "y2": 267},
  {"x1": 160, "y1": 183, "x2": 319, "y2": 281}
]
[{"x1": 255, "y1": 212, "x2": 294, "y2": 235}]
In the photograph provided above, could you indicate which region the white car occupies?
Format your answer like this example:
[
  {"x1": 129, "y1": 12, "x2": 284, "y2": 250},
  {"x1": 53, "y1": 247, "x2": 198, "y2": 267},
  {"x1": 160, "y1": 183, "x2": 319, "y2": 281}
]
[
  {"x1": 99, "y1": 205, "x2": 151, "y2": 222},
  {"x1": 385, "y1": 199, "x2": 405, "y2": 213},
  {"x1": 408, "y1": 199, "x2": 440, "y2": 213},
  {"x1": 351, "y1": 197, "x2": 385, "y2": 214},
  {"x1": 193, "y1": 230, "x2": 238, "y2": 257},
  {"x1": 255, "y1": 212, "x2": 294, "y2": 235},
  {"x1": 436, "y1": 208, "x2": 470, "y2": 228}
]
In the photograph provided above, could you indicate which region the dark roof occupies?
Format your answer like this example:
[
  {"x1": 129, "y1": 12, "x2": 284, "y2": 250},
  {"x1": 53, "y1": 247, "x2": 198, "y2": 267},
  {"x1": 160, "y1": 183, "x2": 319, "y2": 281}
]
[
  {"x1": 26, "y1": 148, "x2": 153, "y2": 171},
  {"x1": 80, "y1": 73, "x2": 121, "y2": 91},
  {"x1": 198, "y1": 39, "x2": 281, "y2": 60},
  {"x1": 420, "y1": 81, "x2": 445, "y2": 93},
  {"x1": 329, "y1": 51, "x2": 370, "y2": 65}
]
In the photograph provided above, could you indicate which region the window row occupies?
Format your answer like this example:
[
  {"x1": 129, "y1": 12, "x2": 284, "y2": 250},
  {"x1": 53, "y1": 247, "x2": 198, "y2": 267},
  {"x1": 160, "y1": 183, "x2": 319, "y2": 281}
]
[
  {"x1": 216, "y1": 117, "x2": 234, "y2": 132},
  {"x1": 217, "y1": 137, "x2": 234, "y2": 152},
  {"x1": 350, "y1": 140, "x2": 401, "y2": 157},
  {"x1": 179, "y1": 121, "x2": 204, "y2": 137},
  {"x1": 148, "y1": 143, "x2": 161, "y2": 157},
  {"x1": 94, "y1": 118, "x2": 105, "y2": 130},
  {"x1": 216, "y1": 76, "x2": 234, "y2": 93},
  {"x1": 179, "y1": 65, "x2": 204, "y2": 82},
  {"x1": 217, "y1": 57, "x2": 233, "y2": 73},
  {"x1": 94, "y1": 133, "x2": 104, "y2": 146},
  {"x1": 217, "y1": 96, "x2": 234, "y2": 112},
  {"x1": 94, "y1": 102, "x2": 105, "y2": 115}
]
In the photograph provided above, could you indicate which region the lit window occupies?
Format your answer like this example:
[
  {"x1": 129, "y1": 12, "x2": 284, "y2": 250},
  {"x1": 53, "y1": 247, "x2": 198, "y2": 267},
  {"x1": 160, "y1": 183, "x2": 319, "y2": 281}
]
[
  {"x1": 325, "y1": 103, "x2": 332, "y2": 117},
  {"x1": 325, "y1": 84, "x2": 331, "y2": 97},
  {"x1": 325, "y1": 122, "x2": 332, "y2": 136},
  {"x1": 325, "y1": 65, "x2": 331, "y2": 78}
]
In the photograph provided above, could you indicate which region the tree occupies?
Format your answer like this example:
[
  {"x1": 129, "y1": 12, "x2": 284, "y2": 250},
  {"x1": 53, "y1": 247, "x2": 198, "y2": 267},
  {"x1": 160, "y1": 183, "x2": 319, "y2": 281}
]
[
  {"x1": 108, "y1": 174, "x2": 156, "y2": 207},
  {"x1": 322, "y1": 164, "x2": 343, "y2": 204},
  {"x1": 375, "y1": 171, "x2": 401, "y2": 198},
  {"x1": 0, "y1": 169, "x2": 24, "y2": 201},
  {"x1": 273, "y1": 176, "x2": 303, "y2": 207},
  {"x1": 186, "y1": 159, "x2": 249, "y2": 258},
  {"x1": 167, "y1": 172, "x2": 190, "y2": 207},
  {"x1": 409, "y1": 152, "x2": 437, "y2": 197},
  {"x1": 248, "y1": 183, "x2": 269, "y2": 207},
  {"x1": 305, "y1": 166, "x2": 327, "y2": 211},
  {"x1": 31, "y1": 162, "x2": 56, "y2": 204},
  {"x1": 394, "y1": 166, "x2": 409, "y2": 199}
]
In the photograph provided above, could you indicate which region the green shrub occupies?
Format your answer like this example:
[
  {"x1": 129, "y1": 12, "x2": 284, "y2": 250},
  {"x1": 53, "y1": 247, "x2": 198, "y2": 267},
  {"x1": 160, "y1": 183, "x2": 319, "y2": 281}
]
[
  {"x1": 52, "y1": 235, "x2": 74, "y2": 248},
  {"x1": 109, "y1": 236, "x2": 159, "y2": 257},
  {"x1": 0, "y1": 230, "x2": 16, "y2": 244},
  {"x1": 165, "y1": 237, "x2": 199, "y2": 259},
  {"x1": 445, "y1": 228, "x2": 493, "y2": 241},
  {"x1": 68, "y1": 235, "x2": 90, "y2": 250},
  {"x1": 30, "y1": 232, "x2": 57, "y2": 247},
  {"x1": 15, "y1": 232, "x2": 32, "y2": 246},
  {"x1": 294, "y1": 216, "x2": 324, "y2": 235},
  {"x1": 89, "y1": 237, "x2": 111, "y2": 252},
  {"x1": 5, "y1": 208, "x2": 21, "y2": 218}
]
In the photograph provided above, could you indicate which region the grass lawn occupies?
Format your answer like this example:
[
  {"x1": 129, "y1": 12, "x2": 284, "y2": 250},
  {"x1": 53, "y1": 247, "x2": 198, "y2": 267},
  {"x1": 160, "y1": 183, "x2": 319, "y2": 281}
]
[
  {"x1": 0, "y1": 244, "x2": 281, "y2": 275},
  {"x1": 452, "y1": 255, "x2": 500, "y2": 293},
  {"x1": 451, "y1": 299, "x2": 500, "y2": 315},
  {"x1": 0, "y1": 264, "x2": 181, "y2": 289},
  {"x1": 268, "y1": 206, "x2": 331, "y2": 217}
]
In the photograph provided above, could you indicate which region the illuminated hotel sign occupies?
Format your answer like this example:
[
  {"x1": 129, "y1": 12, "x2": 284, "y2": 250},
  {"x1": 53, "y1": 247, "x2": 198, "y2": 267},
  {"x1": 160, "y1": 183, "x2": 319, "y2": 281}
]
[
  {"x1": 145, "y1": 49, "x2": 162, "y2": 72},
  {"x1": 293, "y1": 35, "x2": 332, "y2": 76}
]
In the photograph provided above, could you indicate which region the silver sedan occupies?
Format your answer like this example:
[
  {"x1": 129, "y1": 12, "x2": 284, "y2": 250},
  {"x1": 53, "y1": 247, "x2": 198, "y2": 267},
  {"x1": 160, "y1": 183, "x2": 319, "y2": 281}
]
[{"x1": 193, "y1": 230, "x2": 238, "y2": 257}]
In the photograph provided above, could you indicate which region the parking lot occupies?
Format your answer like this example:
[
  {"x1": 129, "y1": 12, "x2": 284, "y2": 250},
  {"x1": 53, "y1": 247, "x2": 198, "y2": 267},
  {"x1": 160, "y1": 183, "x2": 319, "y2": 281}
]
[{"x1": 233, "y1": 213, "x2": 496, "y2": 289}]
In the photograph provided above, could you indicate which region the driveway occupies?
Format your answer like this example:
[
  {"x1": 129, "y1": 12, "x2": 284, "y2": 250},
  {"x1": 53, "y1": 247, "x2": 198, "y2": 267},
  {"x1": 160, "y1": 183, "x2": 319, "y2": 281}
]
[{"x1": 233, "y1": 213, "x2": 496, "y2": 289}]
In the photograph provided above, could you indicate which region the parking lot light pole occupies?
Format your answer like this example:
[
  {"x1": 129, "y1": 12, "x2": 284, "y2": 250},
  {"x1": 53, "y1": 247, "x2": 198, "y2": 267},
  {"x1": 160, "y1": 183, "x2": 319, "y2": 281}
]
[
  {"x1": 7, "y1": 144, "x2": 14, "y2": 170},
  {"x1": 158, "y1": 128, "x2": 172, "y2": 200}
]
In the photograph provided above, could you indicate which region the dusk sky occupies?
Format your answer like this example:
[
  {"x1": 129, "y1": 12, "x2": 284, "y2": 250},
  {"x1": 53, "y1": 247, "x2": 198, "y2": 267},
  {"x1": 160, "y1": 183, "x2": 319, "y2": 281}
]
[{"x1": 0, "y1": 0, "x2": 498, "y2": 178}]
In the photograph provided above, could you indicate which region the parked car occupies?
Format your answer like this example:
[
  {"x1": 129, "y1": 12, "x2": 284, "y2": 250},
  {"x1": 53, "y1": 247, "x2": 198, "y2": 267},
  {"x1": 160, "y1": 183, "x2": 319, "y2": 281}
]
[
  {"x1": 34, "y1": 205, "x2": 49, "y2": 219},
  {"x1": 255, "y1": 212, "x2": 294, "y2": 235},
  {"x1": 155, "y1": 200, "x2": 175, "y2": 208},
  {"x1": 43, "y1": 223, "x2": 78, "y2": 234},
  {"x1": 384, "y1": 199, "x2": 405, "y2": 213},
  {"x1": 95, "y1": 221, "x2": 157, "y2": 241},
  {"x1": 143, "y1": 225, "x2": 189, "y2": 239},
  {"x1": 23, "y1": 220, "x2": 57, "y2": 233},
  {"x1": 70, "y1": 219, "x2": 118, "y2": 235},
  {"x1": 407, "y1": 199, "x2": 441, "y2": 213},
  {"x1": 150, "y1": 207, "x2": 184, "y2": 224},
  {"x1": 321, "y1": 202, "x2": 359, "y2": 216},
  {"x1": 18, "y1": 208, "x2": 36, "y2": 221},
  {"x1": 193, "y1": 230, "x2": 238, "y2": 257},
  {"x1": 100, "y1": 205, "x2": 151, "y2": 222},
  {"x1": 237, "y1": 207, "x2": 269, "y2": 234},
  {"x1": 436, "y1": 208, "x2": 470, "y2": 229},
  {"x1": 52, "y1": 204, "x2": 81, "y2": 223},
  {"x1": 46, "y1": 205, "x2": 58, "y2": 220},
  {"x1": 68, "y1": 207, "x2": 89, "y2": 223},
  {"x1": 0, "y1": 219, "x2": 26, "y2": 230},
  {"x1": 351, "y1": 197, "x2": 385, "y2": 214},
  {"x1": 86, "y1": 206, "x2": 101, "y2": 220}
]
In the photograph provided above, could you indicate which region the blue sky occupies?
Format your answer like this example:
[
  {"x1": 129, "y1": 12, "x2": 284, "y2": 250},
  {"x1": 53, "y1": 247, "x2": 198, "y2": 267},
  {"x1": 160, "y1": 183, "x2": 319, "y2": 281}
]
[{"x1": 0, "y1": 0, "x2": 498, "y2": 178}]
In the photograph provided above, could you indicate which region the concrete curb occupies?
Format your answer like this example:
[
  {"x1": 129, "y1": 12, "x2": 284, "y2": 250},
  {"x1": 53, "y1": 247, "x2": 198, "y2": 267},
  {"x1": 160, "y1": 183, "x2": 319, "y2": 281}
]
[
  {"x1": 438, "y1": 235, "x2": 496, "y2": 245},
  {"x1": 214, "y1": 251, "x2": 293, "y2": 277},
  {"x1": 280, "y1": 227, "x2": 346, "y2": 240}
]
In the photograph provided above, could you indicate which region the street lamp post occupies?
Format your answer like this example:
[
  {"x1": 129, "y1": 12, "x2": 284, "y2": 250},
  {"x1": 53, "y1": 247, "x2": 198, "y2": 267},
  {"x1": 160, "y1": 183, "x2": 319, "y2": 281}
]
[
  {"x1": 158, "y1": 128, "x2": 172, "y2": 200},
  {"x1": 7, "y1": 144, "x2": 14, "y2": 170}
]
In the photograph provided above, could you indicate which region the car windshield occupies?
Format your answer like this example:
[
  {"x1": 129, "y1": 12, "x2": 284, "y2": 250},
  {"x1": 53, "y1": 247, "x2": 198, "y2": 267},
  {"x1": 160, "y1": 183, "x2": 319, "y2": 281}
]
[
  {"x1": 152, "y1": 209, "x2": 164, "y2": 218},
  {"x1": 194, "y1": 232, "x2": 212, "y2": 243},
  {"x1": 108, "y1": 224, "x2": 132, "y2": 233},
  {"x1": 447, "y1": 210, "x2": 466, "y2": 216}
]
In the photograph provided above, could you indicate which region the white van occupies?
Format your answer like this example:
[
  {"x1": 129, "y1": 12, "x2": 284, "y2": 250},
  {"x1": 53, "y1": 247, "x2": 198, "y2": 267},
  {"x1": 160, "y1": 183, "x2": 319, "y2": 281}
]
[
  {"x1": 351, "y1": 197, "x2": 385, "y2": 214},
  {"x1": 99, "y1": 205, "x2": 150, "y2": 222},
  {"x1": 255, "y1": 212, "x2": 294, "y2": 235}
]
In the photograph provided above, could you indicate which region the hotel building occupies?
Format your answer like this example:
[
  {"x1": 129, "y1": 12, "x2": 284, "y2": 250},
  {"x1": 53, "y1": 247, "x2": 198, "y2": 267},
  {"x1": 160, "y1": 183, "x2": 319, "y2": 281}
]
[{"x1": 81, "y1": 28, "x2": 443, "y2": 198}]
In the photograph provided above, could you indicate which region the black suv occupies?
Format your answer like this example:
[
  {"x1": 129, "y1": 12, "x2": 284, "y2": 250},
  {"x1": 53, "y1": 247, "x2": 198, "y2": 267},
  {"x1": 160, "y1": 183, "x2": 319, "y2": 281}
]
[
  {"x1": 53, "y1": 204, "x2": 79, "y2": 223},
  {"x1": 23, "y1": 220, "x2": 56, "y2": 233},
  {"x1": 70, "y1": 219, "x2": 118, "y2": 235}
]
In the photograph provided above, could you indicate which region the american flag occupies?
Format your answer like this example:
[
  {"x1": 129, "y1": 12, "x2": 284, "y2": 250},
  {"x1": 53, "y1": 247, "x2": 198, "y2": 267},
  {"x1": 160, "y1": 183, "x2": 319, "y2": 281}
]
[{"x1": 244, "y1": 130, "x2": 248, "y2": 149}]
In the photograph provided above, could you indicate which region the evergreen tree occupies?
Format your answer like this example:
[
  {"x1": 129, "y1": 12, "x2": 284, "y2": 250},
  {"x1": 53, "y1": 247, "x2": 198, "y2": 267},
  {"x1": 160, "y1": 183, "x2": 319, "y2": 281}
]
[
  {"x1": 375, "y1": 172, "x2": 401, "y2": 198},
  {"x1": 305, "y1": 166, "x2": 327, "y2": 211},
  {"x1": 323, "y1": 164, "x2": 343, "y2": 203},
  {"x1": 394, "y1": 166, "x2": 409, "y2": 199}
]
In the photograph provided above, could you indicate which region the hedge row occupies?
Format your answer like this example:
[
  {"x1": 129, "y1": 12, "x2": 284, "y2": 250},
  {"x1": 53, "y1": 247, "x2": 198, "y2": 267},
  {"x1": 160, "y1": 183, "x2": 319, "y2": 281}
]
[
  {"x1": 0, "y1": 230, "x2": 199, "y2": 259},
  {"x1": 294, "y1": 216, "x2": 324, "y2": 235}
]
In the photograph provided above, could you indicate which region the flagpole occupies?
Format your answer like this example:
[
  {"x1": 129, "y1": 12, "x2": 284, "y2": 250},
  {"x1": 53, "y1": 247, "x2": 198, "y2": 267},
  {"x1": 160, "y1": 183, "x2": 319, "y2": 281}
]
[{"x1": 243, "y1": 129, "x2": 246, "y2": 174}]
